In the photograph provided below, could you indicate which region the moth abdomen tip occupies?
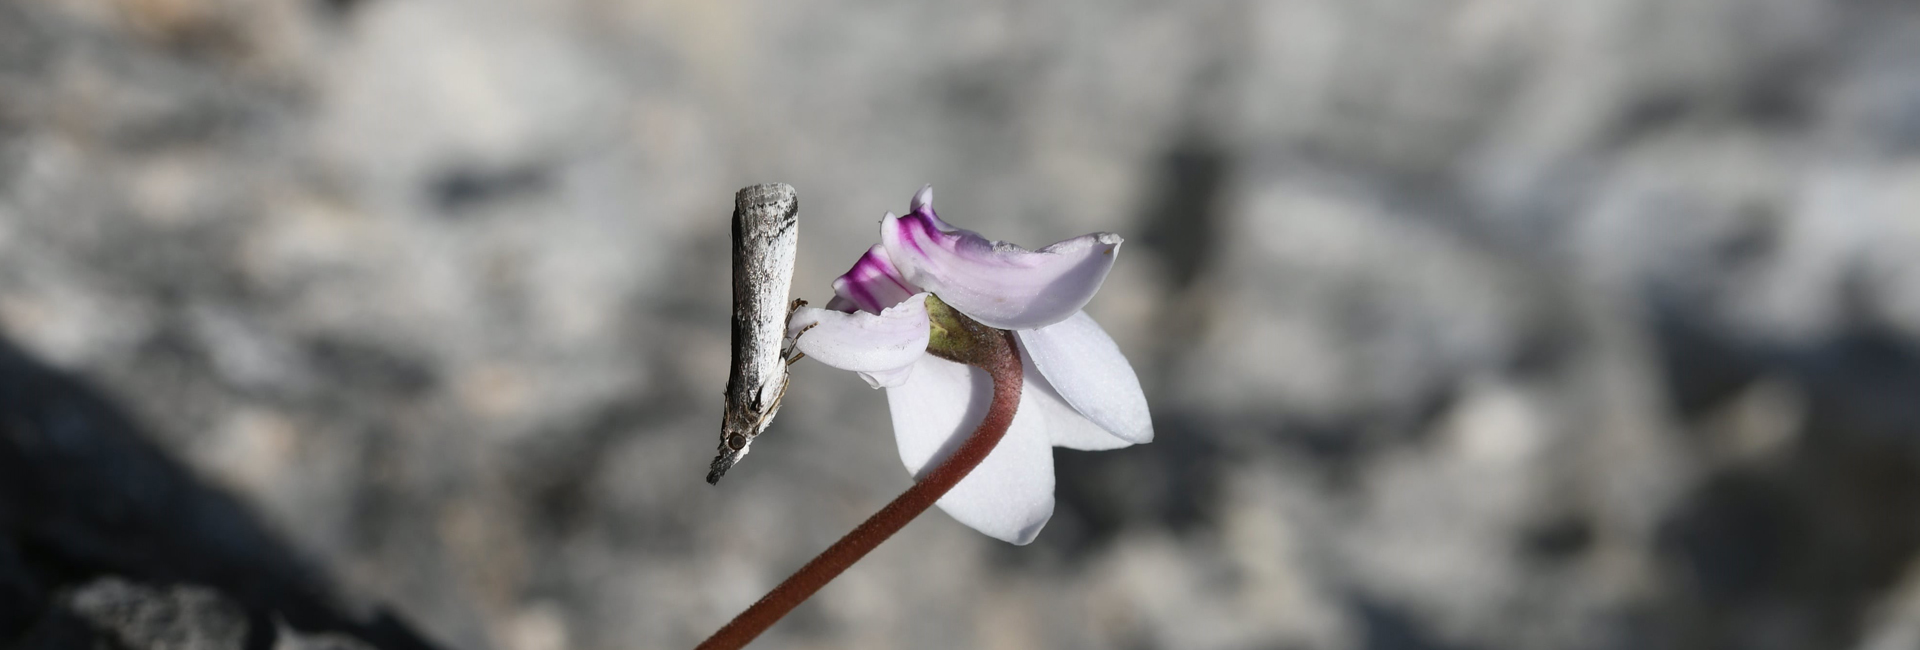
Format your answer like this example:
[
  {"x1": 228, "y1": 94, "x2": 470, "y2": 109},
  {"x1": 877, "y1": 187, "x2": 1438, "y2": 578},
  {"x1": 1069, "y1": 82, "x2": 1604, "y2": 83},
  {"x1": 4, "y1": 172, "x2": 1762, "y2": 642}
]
[{"x1": 735, "y1": 183, "x2": 797, "y2": 210}]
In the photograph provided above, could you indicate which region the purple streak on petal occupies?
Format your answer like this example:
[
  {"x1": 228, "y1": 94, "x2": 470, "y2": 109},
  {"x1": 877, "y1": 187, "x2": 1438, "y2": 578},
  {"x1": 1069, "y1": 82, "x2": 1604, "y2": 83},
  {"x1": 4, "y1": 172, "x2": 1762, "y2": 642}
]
[
  {"x1": 829, "y1": 243, "x2": 921, "y2": 314},
  {"x1": 881, "y1": 211, "x2": 1122, "y2": 330},
  {"x1": 844, "y1": 281, "x2": 880, "y2": 315},
  {"x1": 896, "y1": 214, "x2": 931, "y2": 255}
]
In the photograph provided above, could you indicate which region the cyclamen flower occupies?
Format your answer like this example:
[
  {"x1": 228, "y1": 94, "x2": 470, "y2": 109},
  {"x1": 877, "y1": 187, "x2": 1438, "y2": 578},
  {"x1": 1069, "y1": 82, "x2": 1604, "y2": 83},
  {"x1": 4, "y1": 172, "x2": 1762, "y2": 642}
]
[{"x1": 788, "y1": 186, "x2": 1152, "y2": 544}]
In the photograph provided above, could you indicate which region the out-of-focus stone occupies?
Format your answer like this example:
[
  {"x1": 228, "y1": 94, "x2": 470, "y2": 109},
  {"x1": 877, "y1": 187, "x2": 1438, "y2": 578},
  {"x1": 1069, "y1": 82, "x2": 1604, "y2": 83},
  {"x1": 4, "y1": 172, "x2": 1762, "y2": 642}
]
[
  {"x1": 6, "y1": 0, "x2": 1920, "y2": 648},
  {"x1": 61, "y1": 579, "x2": 248, "y2": 650}
]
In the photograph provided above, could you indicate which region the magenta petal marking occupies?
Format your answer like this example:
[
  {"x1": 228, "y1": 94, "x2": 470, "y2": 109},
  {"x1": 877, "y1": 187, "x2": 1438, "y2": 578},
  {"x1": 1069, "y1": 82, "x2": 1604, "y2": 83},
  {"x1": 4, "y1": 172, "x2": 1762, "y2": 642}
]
[
  {"x1": 829, "y1": 244, "x2": 921, "y2": 314},
  {"x1": 880, "y1": 211, "x2": 1121, "y2": 330}
]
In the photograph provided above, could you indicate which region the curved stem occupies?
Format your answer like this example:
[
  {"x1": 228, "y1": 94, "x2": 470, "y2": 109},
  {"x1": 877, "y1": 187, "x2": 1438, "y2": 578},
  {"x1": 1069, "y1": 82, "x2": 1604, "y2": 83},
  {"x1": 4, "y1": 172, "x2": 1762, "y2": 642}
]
[{"x1": 696, "y1": 330, "x2": 1023, "y2": 650}]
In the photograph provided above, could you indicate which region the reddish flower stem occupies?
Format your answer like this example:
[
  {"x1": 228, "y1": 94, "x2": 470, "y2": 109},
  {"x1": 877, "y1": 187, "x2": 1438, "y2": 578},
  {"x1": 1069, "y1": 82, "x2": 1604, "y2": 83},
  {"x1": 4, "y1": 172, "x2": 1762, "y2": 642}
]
[{"x1": 696, "y1": 329, "x2": 1023, "y2": 650}]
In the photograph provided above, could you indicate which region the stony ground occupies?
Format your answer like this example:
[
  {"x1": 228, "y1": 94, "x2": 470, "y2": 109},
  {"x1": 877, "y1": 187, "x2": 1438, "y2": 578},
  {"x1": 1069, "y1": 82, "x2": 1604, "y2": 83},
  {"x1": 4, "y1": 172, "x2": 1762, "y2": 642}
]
[{"x1": 5, "y1": 0, "x2": 1920, "y2": 648}]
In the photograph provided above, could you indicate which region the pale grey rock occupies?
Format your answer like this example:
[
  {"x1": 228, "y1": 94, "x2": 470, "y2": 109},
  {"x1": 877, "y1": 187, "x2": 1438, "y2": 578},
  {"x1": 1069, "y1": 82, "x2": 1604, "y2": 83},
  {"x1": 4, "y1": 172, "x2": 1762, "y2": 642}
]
[
  {"x1": 62, "y1": 579, "x2": 249, "y2": 650},
  {"x1": 5, "y1": 0, "x2": 1920, "y2": 649}
]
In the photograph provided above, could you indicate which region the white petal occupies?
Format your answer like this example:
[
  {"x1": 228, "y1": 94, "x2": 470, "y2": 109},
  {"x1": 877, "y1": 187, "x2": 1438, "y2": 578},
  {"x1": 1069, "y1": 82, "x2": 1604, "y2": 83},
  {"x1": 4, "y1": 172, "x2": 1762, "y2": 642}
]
[
  {"x1": 881, "y1": 212, "x2": 1121, "y2": 330},
  {"x1": 1015, "y1": 311, "x2": 1153, "y2": 444},
  {"x1": 1023, "y1": 351, "x2": 1132, "y2": 451},
  {"x1": 910, "y1": 184, "x2": 933, "y2": 214},
  {"x1": 907, "y1": 184, "x2": 959, "y2": 232},
  {"x1": 790, "y1": 294, "x2": 930, "y2": 376},
  {"x1": 886, "y1": 355, "x2": 1055, "y2": 544},
  {"x1": 855, "y1": 365, "x2": 915, "y2": 389}
]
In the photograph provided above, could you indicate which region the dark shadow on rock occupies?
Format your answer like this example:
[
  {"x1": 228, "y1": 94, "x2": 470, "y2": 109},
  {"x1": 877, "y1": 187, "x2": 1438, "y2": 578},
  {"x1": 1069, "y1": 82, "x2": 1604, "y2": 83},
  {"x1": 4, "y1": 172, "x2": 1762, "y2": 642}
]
[
  {"x1": 1044, "y1": 416, "x2": 1224, "y2": 559},
  {"x1": 1040, "y1": 389, "x2": 1459, "y2": 564},
  {"x1": 317, "y1": 0, "x2": 377, "y2": 20},
  {"x1": 1647, "y1": 307, "x2": 1768, "y2": 420},
  {"x1": 1355, "y1": 597, "x2": 1480, "y2": 650},
  {"x1": 16, "y1": 578, "x2": 254, "y2": 650},
  {"x1": 1647, "y1": 310, "x2": 1920, "y2": 650},
  {"x1": 427, "y1": 160, "x2": 554, "y2": 215},
  {"x1": 1030, "y1": 127, "x2": 1235, "y2": 563},
  {"x1": 1135, "y1": 126, "x2": 1230, "y2": 291},
  {"x1": 0, "y1": 336, "x2": 440, "y2": 650}
]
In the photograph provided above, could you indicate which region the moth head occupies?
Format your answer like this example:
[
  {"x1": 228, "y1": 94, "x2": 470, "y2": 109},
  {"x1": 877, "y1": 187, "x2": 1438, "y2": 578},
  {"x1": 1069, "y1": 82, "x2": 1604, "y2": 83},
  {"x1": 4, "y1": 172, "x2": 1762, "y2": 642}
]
[
  {"x1": 708, "y1": 387, "x2": 782, "y2": 484},
  {"x1": 706, "y1": 424, "x2": 755, "y2": 485}
]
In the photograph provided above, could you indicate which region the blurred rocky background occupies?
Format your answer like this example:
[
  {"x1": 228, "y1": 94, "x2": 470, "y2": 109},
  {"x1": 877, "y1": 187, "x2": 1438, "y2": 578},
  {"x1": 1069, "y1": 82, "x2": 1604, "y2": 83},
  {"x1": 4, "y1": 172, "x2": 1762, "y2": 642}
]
[{"x1": 3, "y1": 0, "x2": 1920, "y2": 648}]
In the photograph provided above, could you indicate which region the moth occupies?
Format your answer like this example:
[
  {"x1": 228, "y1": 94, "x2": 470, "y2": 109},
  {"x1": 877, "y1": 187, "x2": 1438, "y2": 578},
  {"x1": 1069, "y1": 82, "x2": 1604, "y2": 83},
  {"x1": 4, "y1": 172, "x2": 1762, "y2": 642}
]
[{"x1": 708, "y1": 183, "x2": 801, "y2": 484}]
